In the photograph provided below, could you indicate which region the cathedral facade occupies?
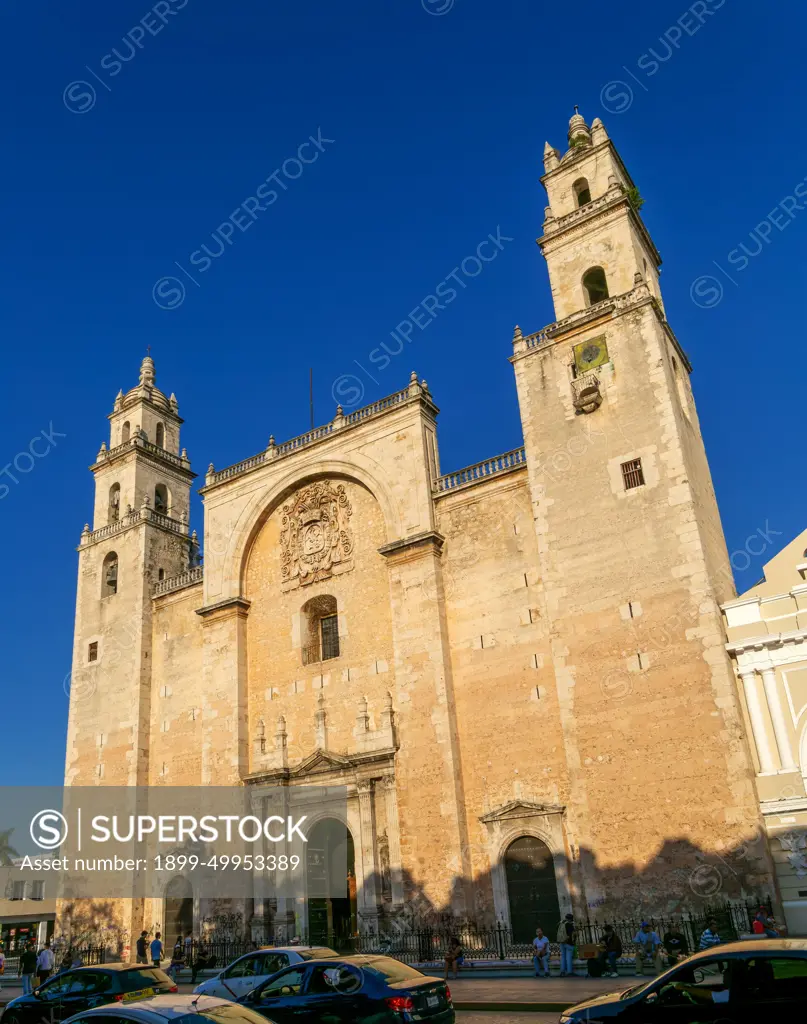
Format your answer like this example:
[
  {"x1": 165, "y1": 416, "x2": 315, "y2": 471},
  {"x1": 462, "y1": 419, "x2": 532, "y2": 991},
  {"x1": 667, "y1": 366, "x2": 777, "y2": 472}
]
[{"x1": 64, "y1": 112, "x2": 777, "y2": 947}]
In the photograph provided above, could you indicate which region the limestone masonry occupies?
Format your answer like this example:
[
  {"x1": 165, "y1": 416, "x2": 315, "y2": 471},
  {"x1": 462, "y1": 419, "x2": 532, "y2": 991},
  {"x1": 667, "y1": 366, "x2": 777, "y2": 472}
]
[{"x1": 63, "y1": 111, "x2": 778, "y2": 947}]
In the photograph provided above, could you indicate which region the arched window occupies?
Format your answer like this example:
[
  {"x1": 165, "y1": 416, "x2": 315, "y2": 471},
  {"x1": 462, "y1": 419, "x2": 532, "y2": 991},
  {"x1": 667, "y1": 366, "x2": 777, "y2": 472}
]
[
  {"x1": 158, "y1": 568, "x2": 165, "y2": 581},
  {"x1": 154, "y1": 484, "x2": 169, "y2": 514},
  {"x1": 582, "y1": 266, "x2": 609, "y2": 305},
  {"x1": 108, "y1": 483, "x2": 121, "y2": 524},
  {"x1": 573, "y1": 177, "x2": 592, "y2": 207},
  {"x1": 102, "y1": 552, "x2": 119, "y2": 597},
  {"x1": 155, "y1": 422, "x2": 165, "y2": 448},
  {"x1": 121, "y1": 421, "x2": 131, "y2": 444},
  {"x1": 301, "y1": 595, "x2": 340, "y2": 665}
]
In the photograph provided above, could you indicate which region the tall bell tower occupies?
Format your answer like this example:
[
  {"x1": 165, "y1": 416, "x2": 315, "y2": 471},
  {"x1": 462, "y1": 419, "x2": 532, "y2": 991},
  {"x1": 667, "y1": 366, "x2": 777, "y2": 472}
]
[
  {"x1": 65, "y1": 355, "x2": 197, "y2": 788},
  {"x1": 511, "y1": 111, "x2": 775, "y2": 910}
]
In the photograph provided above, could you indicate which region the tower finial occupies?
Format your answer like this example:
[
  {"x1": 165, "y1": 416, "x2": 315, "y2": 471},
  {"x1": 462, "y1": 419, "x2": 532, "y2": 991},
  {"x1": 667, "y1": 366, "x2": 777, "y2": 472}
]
[{"x1": 139, "y1": 352, "x2": 155, "y2": 386}]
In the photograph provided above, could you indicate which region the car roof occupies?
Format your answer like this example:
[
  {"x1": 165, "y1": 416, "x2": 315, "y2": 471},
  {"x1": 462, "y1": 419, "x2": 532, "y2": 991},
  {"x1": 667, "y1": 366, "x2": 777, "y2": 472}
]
[
  {"x1": 292, "y1": 955, "x2": 416, "y2": 968},
  {"x1": 688, "y1": 938, "x2": 807, "y2": 959},
  {"x1": 69, "y1": 963, "x2": 167, "y2": 973},
  {"x1": 69, "y1": 995, "x2": 232, "y2": 1020}
]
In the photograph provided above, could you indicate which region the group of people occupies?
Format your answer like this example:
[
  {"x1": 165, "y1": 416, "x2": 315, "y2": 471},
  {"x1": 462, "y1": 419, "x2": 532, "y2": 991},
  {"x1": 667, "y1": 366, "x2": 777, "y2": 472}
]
[
  {"x1": 0, "y1": 940, "x2": 56, "y2": 994},
  {"x1": 135, "y1": 930, "x2": 220, "y2": 983}
]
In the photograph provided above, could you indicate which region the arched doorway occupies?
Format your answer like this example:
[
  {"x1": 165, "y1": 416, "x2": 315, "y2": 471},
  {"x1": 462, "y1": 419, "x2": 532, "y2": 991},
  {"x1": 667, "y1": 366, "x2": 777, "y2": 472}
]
[
  {"x1": 504, "y1": 836, "x2": 560, "y2": 943},
  {"x1": 306, "y1": 818, "x2": 356, "y2": 950},
  {"x1": 164, "y1": 876, "x2": 193, "y2": 951}
]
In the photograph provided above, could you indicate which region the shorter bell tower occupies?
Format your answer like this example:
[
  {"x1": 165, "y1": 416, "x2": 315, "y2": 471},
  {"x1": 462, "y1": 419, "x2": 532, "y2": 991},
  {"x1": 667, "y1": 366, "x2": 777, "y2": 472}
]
[{"x1": 65, "y1": 355, "x2": 197, "y2": 788}]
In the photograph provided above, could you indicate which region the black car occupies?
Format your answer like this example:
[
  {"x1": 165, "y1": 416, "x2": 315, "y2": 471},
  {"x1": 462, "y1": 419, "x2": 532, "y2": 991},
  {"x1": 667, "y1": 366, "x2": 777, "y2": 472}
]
[
  {"x1": 240, "y1": 954, "x2": 454, "y2": 1024},
  {"x1": 559, "y1": 938, "x2": 807, "y2": 1023},
  {"x1": 1, "y1": 963, "x2": 178, "y2": 1024}
]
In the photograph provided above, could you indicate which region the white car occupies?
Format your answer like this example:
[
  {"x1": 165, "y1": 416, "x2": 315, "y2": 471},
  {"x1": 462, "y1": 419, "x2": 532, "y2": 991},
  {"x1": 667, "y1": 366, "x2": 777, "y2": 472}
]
[
  {"x1": 192, "y1": 947, "x2": 338, "y2": 1001},
  {"x1": 63, "y1": 993, "x2": 275, "y2": 1024}
]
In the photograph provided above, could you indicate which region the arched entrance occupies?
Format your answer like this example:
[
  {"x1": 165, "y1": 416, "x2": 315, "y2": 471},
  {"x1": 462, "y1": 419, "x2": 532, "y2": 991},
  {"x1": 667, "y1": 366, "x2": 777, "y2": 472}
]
[
  {"x1": 306, "y1": 818, "x2": 356, "y2": 950},
  {"x1": 504, "y1": 836, "x2": 560, "y2": 942},
  {"x1": 163, "y1": 876, "x2": 193, "y2": 951}
]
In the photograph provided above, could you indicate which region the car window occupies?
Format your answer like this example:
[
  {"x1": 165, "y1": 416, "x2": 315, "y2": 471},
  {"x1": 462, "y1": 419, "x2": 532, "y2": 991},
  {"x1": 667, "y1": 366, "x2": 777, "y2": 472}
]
[
  {"x1": 117, "y1": 968, "x2": 173, "y2": 992},
  {"x1": 297, "y1": 947, "x2": 338, "y2": 961},
  {"x1": 657, "y1": 959, "x2": 733, "y2": 1007},
  {"x1": 39, "y1": 972, "x2": 77, "y2": 998},
  {"x1": 307, "y1": 965, "x2": 362, "y2": 995},
  {"x1": 362, "y1": 958, "x2": 426, "y2": 982},
  {"x1": 744, "y1": 957, "x2": 807, "y2": 1000},
  {"x1": 175, "y1": 1004, "x2": 275, "y2": 1024},
  {"x1": 257, "y1": 953, "x2": 288, "y2": 975},
  {"x1": 256, "y1": 967, "x2": 306, "y2": 998},
  {"x1": 68, "y1": 972, "x2": 113, "y2": 993},
  {"x1": 226, "y1": 956, "x2": 262, "y2": 978}
]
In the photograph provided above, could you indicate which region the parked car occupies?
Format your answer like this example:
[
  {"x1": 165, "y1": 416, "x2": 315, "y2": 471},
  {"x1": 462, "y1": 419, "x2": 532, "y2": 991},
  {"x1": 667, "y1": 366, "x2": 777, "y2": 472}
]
[
  {"x1": 240, "y1": 954, "x2": 454, "y2": 1023},
  {"x1": 558, "y1": 938, "x2": 807, "y2": 1022},
  {"x1": 192, "y1": 948, "x2": 338, "y2": 1001},
  {"x1": 60, "y1": 994, "x2": 277, "y2": 1024},
  {"x1": 0, "y1": 963, "x2": 177, "y2": 1024}
]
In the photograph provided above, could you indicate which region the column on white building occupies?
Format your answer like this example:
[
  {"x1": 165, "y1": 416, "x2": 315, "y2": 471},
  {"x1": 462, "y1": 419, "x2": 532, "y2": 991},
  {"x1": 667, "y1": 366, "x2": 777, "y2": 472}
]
[
  {"x1": 760, "y1": 667, "x2": 798, "y2": 771},
  {"x1": 382, "y1": 774, "x2": 404, "y2": 907},
  {"x1": 740, "y1": 669, "x2": 778, "y2": 774}
]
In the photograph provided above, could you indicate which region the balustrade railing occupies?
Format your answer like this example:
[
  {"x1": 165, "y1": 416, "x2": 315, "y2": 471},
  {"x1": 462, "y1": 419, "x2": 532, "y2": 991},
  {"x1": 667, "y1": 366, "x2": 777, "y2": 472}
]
[
  {"x1": 153, "y1": 565, "x2": 204, "y2": 597},
  {"x1": 434, "y1": 447, "x2": 526, "y2": 493}
]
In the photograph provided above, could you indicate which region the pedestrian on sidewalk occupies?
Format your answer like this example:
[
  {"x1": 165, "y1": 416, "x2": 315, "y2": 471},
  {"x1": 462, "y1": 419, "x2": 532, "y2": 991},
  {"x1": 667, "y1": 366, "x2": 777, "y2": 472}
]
[
  {"x1": 557, "y1": 914, "x2": 577, "y2": 977},
  {"x1": 532, "y1": 928, "x2": 550, "y2": 977},
  {"x1": 632, "y1": 922, "x2": 661, "y2": 976},
  {"x1": 597, "y1": 925, "x2": 622, "y2": 977},
  {"x1": 0, "y1": 942, "x2": 5, "y2": 993},
  {"x1": 36, "y1": 941, "x2": 55, "y2": 985},
  {"x1": 444, "y1": 936, "x2": 464, "y2": 980},
  {"x1": 698, "y1": 919, "x2": 722, "y2": 951},
  {"x1": 136, "y1": 931, "x2": 149, "y2": 965},
  {"x1": 19, "y1": 942, "x2": 38, "y2": 995},
  {"x1": 150, "y1": 932, "x2": 164, "y2": 968}
]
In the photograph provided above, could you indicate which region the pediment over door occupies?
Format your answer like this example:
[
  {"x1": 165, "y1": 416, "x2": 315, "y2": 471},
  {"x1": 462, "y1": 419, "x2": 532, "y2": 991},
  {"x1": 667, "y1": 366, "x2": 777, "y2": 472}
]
[
  {"x1": 244, "y1": 745, "x2": 396, "y2": 786},
  {"x1": 479, "y1": 800, "x2": 566, "y2": 824}
]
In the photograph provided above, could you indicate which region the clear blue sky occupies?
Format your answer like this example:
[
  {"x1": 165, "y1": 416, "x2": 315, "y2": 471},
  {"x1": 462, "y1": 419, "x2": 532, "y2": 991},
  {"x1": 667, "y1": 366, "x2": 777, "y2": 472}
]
[{"x1": 2, "y1": 0, "x2": 805, "y2": 785}]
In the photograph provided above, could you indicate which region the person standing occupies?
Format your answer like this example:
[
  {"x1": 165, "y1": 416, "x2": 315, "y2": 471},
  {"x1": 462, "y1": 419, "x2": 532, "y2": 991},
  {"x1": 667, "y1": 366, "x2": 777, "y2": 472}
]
[
  {"x1": 597, "y1": 925, "x2": 622, "y2": 978},
  {"x1": 0, "y1": 942, "x2": 5, "y2": 994},
  {"x1": 36, "y1": 941, "x2": 55, "y2": 985},
  {"x1": 19, "y1": 942, "x2": 38, "y2": 995},
  {"x1": 632, "y1": 923, "x2": 661, "y2": 976},
  {"x1": 150, "y1": 932, "x2": 164, "y2": 968},
  {"x1": 698, "y1": 919, "x2": 722, "y2": 951},
  {"x1": 532, "y1": 928, "x2": 550, "y2": 977},
  {"x1": 135, "y1": 931, "x2": 149, "y2": 965},
  {"x1": 557, "y1": 914, "x2": 577, "y2": 977}
]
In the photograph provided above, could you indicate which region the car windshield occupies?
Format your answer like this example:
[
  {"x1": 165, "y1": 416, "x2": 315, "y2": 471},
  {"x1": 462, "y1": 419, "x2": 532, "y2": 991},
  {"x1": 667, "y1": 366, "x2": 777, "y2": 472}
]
[
  {"x1": 175, "y1": 1004, "x2": 274, "y2": 1024},
  {"x1": 296, "y1": 948, "x2": 338, "y2": 961},
  {"x1": 118, "y1": 968, "x2": 173, "y2": 991},
  {"x1": 362, "y1": 959, "x2": 426, "y2": 982}
]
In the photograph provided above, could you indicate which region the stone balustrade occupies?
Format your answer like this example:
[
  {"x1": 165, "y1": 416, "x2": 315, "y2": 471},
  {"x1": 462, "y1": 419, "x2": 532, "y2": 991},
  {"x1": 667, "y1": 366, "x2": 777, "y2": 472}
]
[
  {"x1": 80, "y1": 507, "x2": 189, "y2": 546},
  {"x1": 152, "y1": 565, "x2": 204, "y2": 597},
  {"x1": 434, "y1": 447, "x2": 527, "y2": 493},
  {"x1": 96, "y1": 436, "x2": 190, "y2": 471}
]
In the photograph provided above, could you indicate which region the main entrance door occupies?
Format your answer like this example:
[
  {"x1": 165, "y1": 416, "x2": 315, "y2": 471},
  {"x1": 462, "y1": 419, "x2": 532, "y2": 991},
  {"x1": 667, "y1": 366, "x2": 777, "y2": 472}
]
[
  {"x1": 504, "y1": 836, "x2": 560, "y2": 943},
  {"x1": 164, "y1": 876, "x2": 194, "y2": 951},
  {"x1": 306, "y1": 818, "x2": 356, "y2": 950}
]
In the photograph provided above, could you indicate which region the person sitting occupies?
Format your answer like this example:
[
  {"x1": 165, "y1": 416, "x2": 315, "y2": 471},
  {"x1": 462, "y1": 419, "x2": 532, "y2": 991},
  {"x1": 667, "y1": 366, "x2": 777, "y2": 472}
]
[
  {"x1": 444, "y1": 937, "x2": 464, "y2": 980},
  {"x1": 597, "y1": 925, "x2": 622, "y2": 978}
]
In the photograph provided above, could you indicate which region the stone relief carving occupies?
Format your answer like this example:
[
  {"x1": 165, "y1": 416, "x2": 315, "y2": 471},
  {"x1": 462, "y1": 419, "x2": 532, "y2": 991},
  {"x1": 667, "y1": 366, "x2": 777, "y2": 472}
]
[
  {"x1": 280, "y1": 481, "x2": 354, "y2": 589},
  {"x1": 779, "y1": 830, "x2": 807, "y2": 877}
]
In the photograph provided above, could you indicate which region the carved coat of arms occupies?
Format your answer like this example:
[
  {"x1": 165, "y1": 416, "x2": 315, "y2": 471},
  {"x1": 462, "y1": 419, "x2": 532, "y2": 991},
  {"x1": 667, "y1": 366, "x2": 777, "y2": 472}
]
[{"x1": 280, "y1": 481, "x2": 354, "y2": 589}]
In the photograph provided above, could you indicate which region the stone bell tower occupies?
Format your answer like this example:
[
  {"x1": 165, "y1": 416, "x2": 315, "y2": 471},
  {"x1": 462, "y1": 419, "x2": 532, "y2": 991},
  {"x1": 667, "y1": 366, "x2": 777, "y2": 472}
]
[
  {"x1": 511, "y1": 111, "x2": 776, "y2": 910},
  {"x1": 65, "y1": 355, "x2": 197, "y2": 788}
]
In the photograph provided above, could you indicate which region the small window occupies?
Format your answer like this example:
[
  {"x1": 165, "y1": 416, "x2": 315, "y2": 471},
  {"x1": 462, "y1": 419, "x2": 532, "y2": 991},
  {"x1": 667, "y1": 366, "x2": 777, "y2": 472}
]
[
  {"x1": 583, "y1": 267, "x2": 609, "y2": 305},
  {"x1": 31, "y1": 880, "x2": 45, "y2": 900},
  {"x1": 158, "y1": 568, "x2": 165, "y2": 581},
  {"x1": 102, "y1": 552, "x2": 119, "y2": 596},
  {"x1": 108, "y1": 483, "x2": 121, "y2": 525},
  {"x1": 88, "y1": 641, "x2": 99, "y2": 662},
  {"x1": 154, "y1": 484, "x2": 168, "y2": 514},
  {"x1": 320, "y1": 614, "x2": 340, "y2": 661},
  {"x1": 573, "y1": 177, "x2": 592, "y2": 207},
  {"x1": 10, "y1": 880, "x2": 25, "y2": 900},
  {"x1": 155, "y1": 422, "x2": 165, "y2": 448},
  {"x1": 121, "y1": 421, "x2": 131, "y2": 444},
  {"x1": 621, "y1": 459, "x2": 645, "y2": 490}
]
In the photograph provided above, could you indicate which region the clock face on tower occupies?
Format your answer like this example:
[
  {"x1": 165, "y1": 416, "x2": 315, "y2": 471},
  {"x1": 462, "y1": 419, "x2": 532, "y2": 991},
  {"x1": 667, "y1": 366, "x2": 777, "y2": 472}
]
[{"x1": 573, "y1": 335, "x2": 609, "y2": 374}]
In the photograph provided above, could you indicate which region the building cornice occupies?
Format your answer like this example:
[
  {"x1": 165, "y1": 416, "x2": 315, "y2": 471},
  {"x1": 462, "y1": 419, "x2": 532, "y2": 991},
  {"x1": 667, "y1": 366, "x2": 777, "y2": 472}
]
[
  {"x1": 378, "y1": 530, "x2": 445, "y2": 559},
  {"x1": 78, "y1": 507, "x2": 189, "y2": 550},
  {"x1": 91, "y1": 436, "x2": 196, "y2": 482},
  {"x1": 195, "y1": 596, "x2": 252, "y2": 618},
  {"x1": 726, "y1": 628, "x2": 807, "y2": 655}
]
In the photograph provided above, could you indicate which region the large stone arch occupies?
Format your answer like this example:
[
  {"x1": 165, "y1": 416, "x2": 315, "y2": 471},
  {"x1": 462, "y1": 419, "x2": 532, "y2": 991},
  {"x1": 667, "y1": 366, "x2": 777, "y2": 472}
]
[{"x1": 203, "y1": 458, "x2": 404, "y2": 605}]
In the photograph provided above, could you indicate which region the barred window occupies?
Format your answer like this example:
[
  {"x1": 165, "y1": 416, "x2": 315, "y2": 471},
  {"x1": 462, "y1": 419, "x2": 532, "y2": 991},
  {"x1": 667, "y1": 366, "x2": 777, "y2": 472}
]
[
  {"x1": 320, "y1": 614, "x2": 340, "y2": 661},
  {"x1": 621, "y1": 458, "x2": 645, "y2": 490}
]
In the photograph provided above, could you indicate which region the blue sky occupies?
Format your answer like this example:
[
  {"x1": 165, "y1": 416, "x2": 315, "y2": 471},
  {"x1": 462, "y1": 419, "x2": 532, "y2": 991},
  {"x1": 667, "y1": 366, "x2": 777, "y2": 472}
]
[{"x1": 2, "y1": 0, "x2": 805, "y2": 785}]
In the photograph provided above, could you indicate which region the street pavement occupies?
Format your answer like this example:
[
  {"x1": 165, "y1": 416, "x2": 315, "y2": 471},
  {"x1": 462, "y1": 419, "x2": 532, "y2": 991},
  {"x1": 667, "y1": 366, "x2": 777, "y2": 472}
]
[{"x1": 458, "y1": 1015, "x2": 558, "y2": 1023}]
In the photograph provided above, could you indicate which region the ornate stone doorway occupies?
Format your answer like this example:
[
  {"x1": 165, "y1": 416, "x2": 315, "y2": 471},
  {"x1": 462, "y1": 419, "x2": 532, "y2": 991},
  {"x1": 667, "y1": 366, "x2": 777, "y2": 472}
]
[
  {"x1": 503, "y1": 836, "x2": 561, "y2": 942},
  {"x1": 163, "y1": 876, "x2": 194, "y2": 949},
  {"x1": 306, "y1": 817, "x2": 357, "y2": 949}
]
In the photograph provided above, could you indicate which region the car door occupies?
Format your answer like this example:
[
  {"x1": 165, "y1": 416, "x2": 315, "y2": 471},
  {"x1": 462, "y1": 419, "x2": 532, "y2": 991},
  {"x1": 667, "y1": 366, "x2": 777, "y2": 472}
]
[
  {"x1": 249, "y1": 965, "x2": 310, "y2": 1024},
  {"x1": 59, "y1": 971, "x2": 116, "y2": 1017},
  {"x1": 218, "y1": 956, "x2": 263, "y2": 1000},
  {"x1": 734, "y1": 955, "x2": 807, "y2": 1022},
  {"x1": 300, "y1": 964, "x2": 364, "y2": 1024},
  {"x1": 628, "y1": 957, "x2": 742, "y2": 1024},
  {"x1": 34, "y1": 971, "x2": 80, "y2": 1023}
]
